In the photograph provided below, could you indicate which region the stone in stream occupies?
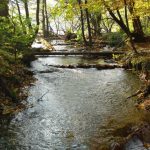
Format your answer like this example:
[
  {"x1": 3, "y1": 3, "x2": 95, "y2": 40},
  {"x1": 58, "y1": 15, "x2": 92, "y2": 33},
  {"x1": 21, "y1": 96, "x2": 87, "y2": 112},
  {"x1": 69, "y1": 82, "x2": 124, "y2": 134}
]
[
  {"x1": 65, "y1": 32, "x2": 77, "y2": 41},
  {"x1": 125, "y1": 135, "x2": 148, "y2": 150},
  {"x1": 111, "y1": 142, "x2": 122, "y2": 150},
  {"x1": 38, "y1": 68, "x2": 60, "y2": 73}
]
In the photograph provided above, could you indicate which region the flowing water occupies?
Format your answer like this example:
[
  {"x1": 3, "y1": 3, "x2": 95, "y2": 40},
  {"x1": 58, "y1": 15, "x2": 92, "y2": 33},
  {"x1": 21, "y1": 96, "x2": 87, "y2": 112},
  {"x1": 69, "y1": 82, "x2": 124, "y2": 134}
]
[{"x1": 0, "y1": 41, "x2": 149, "y2": 150}]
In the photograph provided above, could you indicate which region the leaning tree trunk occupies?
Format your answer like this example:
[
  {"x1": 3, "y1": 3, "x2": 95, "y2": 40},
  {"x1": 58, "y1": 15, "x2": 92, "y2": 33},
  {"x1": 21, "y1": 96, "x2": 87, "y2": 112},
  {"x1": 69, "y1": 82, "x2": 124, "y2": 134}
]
[
  {"x1": 0, "y1": 0, "x2": 9, "y2": 17},
  {"x1": 107, "y1": 7, "x2": 137, "y2": 53}
]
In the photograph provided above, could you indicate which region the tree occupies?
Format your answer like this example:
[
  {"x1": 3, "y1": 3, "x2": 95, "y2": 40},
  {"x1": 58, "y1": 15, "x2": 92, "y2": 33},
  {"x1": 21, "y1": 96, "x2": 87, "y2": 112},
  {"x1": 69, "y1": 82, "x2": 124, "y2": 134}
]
[
  {"x1": 90, "y1": 13, "x2": 102, "y2": 36},
  {"x1": 0, "y1": 0, "x2": 9, "y2": 17},
  {"x1": 78, "y1": 0, "x2": 87, "y2": 45},
  {"x1": 23, "y1": 0, "x2": 32, "y2": 30},
  {"x1": 42, "y1": 0, "x2": 46, "y2": 37},
  {"x1": 101, "y1": 16, "x2": 115, "y2": 33},
  {"x1": 15, "y1": 0, "x2": 26, "y2": 33},
  {"x1": 127, "y1": 0, "x2": 144, "y2": 41},
  {"x1": 85, "y1": 0, "x2": 92, "y2": 46},
  {"x1": 36, "y1": 0, "x2": 40, "y2": 30},
  {"x1": 44, "y1": 0, "x2": 49, "y2": 36}
]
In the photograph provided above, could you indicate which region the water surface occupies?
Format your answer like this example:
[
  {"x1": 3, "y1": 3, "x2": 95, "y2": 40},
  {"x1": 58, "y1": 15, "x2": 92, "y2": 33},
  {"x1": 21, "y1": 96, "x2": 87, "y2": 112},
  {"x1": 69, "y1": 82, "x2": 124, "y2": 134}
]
[{"x1": 0, "y1": 41, "x2": 148, "y2": 150}]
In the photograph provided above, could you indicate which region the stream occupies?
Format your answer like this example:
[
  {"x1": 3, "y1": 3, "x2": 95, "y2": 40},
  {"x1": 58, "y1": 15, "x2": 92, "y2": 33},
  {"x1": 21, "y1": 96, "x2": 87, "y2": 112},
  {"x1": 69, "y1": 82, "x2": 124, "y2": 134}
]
[{"x1": 0, "y1": 40, "x2": 149, "y2": 150}]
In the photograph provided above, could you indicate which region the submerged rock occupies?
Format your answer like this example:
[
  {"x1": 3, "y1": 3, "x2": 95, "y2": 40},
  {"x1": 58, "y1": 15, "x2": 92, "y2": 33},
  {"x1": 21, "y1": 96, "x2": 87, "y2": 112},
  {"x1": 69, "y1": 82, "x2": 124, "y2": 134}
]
[
  {"x1": 38, "y1": 68, "x2": 60, "y2": 74},
  {"x1": 111, "y1": 142, "x2": 122, "y2": 150},
  {"x1": 125, "y1": 136, "x2": 147, "y2": 150}
]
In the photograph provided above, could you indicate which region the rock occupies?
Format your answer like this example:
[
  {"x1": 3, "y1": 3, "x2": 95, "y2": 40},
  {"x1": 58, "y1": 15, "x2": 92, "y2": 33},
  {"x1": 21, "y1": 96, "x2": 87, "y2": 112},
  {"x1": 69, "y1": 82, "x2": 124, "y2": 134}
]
[
  {"x1": 138, "y1": 99, "x2": 150, "y2": 111},
  {"x1": 39, "y1": 68, "x2": 59, "y2": 73},
  {"x1": 111, "y1": 142, "x2": 122, "y2": 150},
  {"x1": 65, "y1": 32, "x2": 77, "y2": 41}
]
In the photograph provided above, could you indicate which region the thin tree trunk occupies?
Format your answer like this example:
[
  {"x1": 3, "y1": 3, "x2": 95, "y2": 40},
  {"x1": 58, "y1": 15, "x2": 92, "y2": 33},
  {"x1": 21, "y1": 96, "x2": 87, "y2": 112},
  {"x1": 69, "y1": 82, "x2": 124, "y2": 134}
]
[
  {"x1": 0, "y1": 0, "x2": 9, "y2": 17},
  {"x1": 42, "y1": 0, "x2": 46, "y2": 37},
  {"x1": 24, "y1": 0, "x2": 32, "y2": 30},
  {"x1": 97, "y1": 14, "x2": 102, "y2": 36},
  {"x1": 78, "y1": 0, "x2": 87, "y2": 46},
  {"x1": 44, "y1": 0, "x2": 49, "y2": 37},
  {"x1": 36, "y1": 0, "x2": 40, "y2": 32},
  {"x1": 85, "y1": 0, "x2": 92, "y2": 46},
  {"x1": 15, "y1": 0, "x2": 26, "y2": 33}
]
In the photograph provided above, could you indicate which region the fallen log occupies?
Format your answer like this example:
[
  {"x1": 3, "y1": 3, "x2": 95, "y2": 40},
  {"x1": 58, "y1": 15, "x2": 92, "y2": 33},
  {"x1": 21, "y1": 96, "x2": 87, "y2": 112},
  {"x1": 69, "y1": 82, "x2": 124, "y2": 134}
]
[
  {"x1": 48, "y1": 64, "x2": 123, "y2": 70},
  {"x1": 34, "y1": 51, "x2": 125, "y2": 57}
]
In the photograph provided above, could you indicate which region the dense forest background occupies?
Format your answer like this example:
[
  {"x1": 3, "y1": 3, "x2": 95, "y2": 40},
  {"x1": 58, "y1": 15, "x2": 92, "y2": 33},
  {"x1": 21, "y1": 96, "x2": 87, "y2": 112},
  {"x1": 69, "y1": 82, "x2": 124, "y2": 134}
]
[{"x1": 0, "y1": 0, "x2": 150, "y2": 50}]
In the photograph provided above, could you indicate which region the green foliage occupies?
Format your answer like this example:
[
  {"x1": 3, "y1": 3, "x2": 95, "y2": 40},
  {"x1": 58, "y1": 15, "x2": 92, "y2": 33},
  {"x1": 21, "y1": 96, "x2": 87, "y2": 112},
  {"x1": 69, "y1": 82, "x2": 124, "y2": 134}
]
[
  {"x1": 102, "y1": 32, "x2": 126, "y2": 47},
  {"x1": 76, "y1": 30, "x2": 83, "y2": 42},
  {"x1": 0, "y1": 49, "x2": 14, "y2": 75},
  {"x1": 0, "y1": 49, "x2": 14, "y2": 63},
  {"x1": 0, "y1": 17, "x2": 35, "y2": 53}
]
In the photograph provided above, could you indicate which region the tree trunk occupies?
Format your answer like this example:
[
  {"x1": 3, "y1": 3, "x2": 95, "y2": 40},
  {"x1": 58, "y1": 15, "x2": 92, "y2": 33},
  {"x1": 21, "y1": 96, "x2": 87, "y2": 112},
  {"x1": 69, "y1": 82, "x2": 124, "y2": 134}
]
[
  {"x1": 124, "y1": 0, "x2": 129, "y2": 29},
  {"x1": 128, "y1": 0, "x2": 144, "y2": 41},
  {"x1": 44, "y1": 0, "x2": 49, "y2": 37},
  {"x1": 42, "y1": 0, "x2": 46, "y2": 37},
  {"x1": 24, "y1": 0, "x2": 32, "y2": 30},
  {"x1": 15, "y1": 0, "x2": 26, "y2": 33},
  {"x1": 35, "y1": 0, "x2": 40, "y2": 35},
  {"x1": 108, "y1": 8, "x2": 130, "y2": 35},
  {"x1": 85, "y1": 0, "x2": 92, "y2": 46},
  {"x1": 36, "y1": 0, "x2": 40, "y2": 31},
  {"x1": 132, "y1": 16, "x2": 144, "y2": 41},
  {"x1": 0, "y1": 0, "x2": 9, "y2": 17},
  {"x1": 96, "y1": 14, "x2": 102, "y2": 36},
  {"x1": 78, "y1": 0, "x2": 87, "y2": 46},
  {"x1": 106, "y1": 7, "x2": 137, "y2": 53}
]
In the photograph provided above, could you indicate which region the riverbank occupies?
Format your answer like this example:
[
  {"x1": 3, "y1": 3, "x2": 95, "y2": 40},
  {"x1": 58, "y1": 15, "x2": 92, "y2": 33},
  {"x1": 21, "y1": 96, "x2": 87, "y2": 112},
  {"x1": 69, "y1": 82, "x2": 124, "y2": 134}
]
[
  {"x1": 0, "y1": 49, "x2": 35, "y2": 116},
  {"x1": 110, "y1": 47, "x2": 150, "y2": 149}
]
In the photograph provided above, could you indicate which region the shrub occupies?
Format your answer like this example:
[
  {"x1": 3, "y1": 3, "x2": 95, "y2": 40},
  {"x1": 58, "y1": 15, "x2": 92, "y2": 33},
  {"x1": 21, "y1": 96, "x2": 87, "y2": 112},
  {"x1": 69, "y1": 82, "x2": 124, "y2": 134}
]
[
  {"x1": 102, "y1": 32, "x2": 126, "y2": 47},
  {"x1": 0, "y1": 17, "x2": 36, "y2": 56}
]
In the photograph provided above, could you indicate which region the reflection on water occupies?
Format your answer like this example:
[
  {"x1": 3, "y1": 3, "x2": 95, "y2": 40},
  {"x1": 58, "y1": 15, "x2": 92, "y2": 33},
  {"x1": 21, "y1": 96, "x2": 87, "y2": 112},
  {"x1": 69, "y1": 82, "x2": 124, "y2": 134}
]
[
  {"x1": 38, "y1": 56, "x2": 105, "y2": 66},
  {"x1": 0, "y1": 41, "x2": 148, "y2": 150}
]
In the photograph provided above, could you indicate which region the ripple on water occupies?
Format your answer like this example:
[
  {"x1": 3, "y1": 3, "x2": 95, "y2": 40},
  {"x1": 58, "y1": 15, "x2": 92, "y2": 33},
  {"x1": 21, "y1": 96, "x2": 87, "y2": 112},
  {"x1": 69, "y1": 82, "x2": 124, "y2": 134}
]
[{"x1": 0, "y1": 55, "x2": 148, "y2": 149}]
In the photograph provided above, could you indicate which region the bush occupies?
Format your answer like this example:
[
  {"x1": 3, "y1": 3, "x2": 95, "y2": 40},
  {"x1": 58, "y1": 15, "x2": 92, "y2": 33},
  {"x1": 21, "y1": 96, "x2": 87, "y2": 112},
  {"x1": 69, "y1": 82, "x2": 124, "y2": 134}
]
[
  {"x1": 102, "y1": 32, "x2": 126, "y2": 47},
  {"x1": 0, "y1": 17, "x2": 36, "y2": 55}
]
